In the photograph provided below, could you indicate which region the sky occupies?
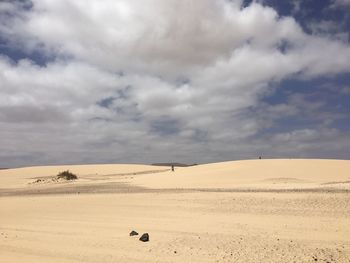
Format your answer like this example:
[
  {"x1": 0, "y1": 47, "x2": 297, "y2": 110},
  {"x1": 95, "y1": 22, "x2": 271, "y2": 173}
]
[{"x1": 0, "y1": 0, "x2": 350, "y2": 167}]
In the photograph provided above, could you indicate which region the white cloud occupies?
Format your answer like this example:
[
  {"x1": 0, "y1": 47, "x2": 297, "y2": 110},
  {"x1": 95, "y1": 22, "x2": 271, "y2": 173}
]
[
  {"x1": 0, "y1": 0, "x2": 350, "y2": 166},
  {"x1": 332, "y1": 0, "x2": 350, "y2": 7},
  {"x1": 5, "y1": 0, "x2": 350, "y2": 77}
]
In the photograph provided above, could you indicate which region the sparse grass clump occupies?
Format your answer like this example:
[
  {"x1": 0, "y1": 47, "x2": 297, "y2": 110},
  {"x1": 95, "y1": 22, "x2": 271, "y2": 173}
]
[{"x1": 57, "y1": 170, "x2": 78, "y2": 180}]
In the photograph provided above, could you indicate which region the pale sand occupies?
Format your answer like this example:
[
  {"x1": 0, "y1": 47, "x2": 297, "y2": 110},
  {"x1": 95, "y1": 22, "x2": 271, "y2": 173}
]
[
  {"x1": 134, "y1": 159, "x2": 350, "y2": 190},
  {"x1": 0, "y1": 159, "x2": 350, "y2": 262}
]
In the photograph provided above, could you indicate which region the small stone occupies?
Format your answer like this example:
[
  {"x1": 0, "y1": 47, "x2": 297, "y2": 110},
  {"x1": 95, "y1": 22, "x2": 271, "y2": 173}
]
[
  {"x1": 139, "y1": 233, "x2": 149, "y2": 242},
  {"x1": 174, "y1": 251, "x2": 177, "y2": 254},
  {"x1": 129, "y1": 230, "x2": 138, "y2": 236}
]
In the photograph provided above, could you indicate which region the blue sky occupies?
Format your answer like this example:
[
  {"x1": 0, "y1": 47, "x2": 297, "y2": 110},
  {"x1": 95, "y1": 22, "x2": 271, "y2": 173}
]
[{"x1": 0, "y1": 0, "x2": 350, "y2": 167}]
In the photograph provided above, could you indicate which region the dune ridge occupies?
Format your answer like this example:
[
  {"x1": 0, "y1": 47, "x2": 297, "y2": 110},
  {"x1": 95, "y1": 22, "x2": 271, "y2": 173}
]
[{"x1": 1, "y1": 159, "x2": 349, "y2": 193}]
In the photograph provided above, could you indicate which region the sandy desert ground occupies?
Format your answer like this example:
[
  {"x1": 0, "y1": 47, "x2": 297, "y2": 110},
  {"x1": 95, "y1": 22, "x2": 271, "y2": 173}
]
[{"x1": 1, "y1": 159, "x2": 350, "y2": 262}]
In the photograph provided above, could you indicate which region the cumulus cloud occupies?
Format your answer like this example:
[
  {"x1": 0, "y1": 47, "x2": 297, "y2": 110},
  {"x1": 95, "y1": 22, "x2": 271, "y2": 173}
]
[
  {"x1": 0, "y1": 0, "x2": 350, "y2": 167},
  {"x1": 332, "y1": 0, "x2": 350, "y2": 7}
]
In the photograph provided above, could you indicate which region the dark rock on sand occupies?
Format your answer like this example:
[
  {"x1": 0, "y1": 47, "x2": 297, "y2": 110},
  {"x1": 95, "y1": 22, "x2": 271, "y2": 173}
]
[
  {"x1": 130, "y1": 230, "x2": 138, "y2": 236},
  {"x1": 139, "y1": 233, "x2": 149, "y2": 242}
]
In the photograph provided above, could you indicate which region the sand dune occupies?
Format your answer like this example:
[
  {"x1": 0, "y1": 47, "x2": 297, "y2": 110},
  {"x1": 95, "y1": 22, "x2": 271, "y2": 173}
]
[
  {"x1": 0, "y1": 164, "x2": 167, "y2": 188},
  {"x1": 1, "y1": 159, "x2": 350, "y2": 262},
  {"x1": 1, "y1": 159, "x2": 349, "y2": 194},
  {"x1": 134, "y1": 159, "x2": 350, "y2": 190}
]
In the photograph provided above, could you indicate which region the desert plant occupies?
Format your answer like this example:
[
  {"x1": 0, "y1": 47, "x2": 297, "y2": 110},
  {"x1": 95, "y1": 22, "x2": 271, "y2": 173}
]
[{"x1": 57, "y1": 170, "x2": 78, "y2": 180}]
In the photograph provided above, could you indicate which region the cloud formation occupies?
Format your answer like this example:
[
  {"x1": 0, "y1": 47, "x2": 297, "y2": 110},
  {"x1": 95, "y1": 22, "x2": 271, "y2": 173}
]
[
  {"x1": 0, "y1": 0, "x2": 350, "y2": 167},
  {"x1": 332, "y1": 0, "x2": 350, "y2": 7}
]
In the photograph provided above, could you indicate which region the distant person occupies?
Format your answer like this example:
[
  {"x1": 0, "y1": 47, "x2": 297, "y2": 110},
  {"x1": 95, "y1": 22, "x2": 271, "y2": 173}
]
[
  {"x1": 171, "y1": 165, "x2": 175, "y2": 172},
  {"x1": 259, "y1": 156, "x2": 262, "y2": 160}
]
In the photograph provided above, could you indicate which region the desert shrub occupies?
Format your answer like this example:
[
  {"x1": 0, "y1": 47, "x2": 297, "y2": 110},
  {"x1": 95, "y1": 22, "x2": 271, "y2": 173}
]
[{"x1": 57, "y1": 170, "x2": 78, "y2": 180}]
